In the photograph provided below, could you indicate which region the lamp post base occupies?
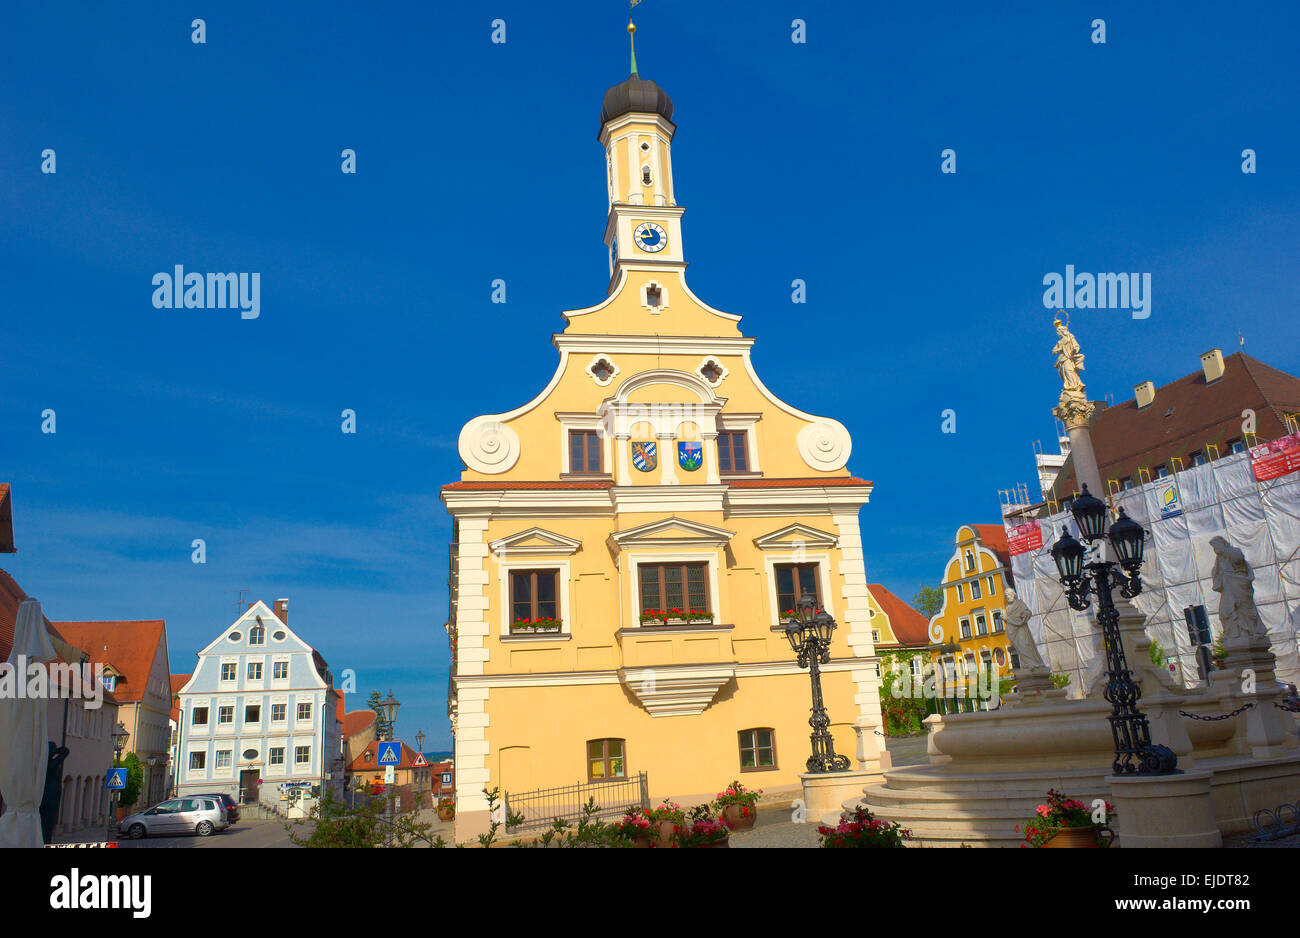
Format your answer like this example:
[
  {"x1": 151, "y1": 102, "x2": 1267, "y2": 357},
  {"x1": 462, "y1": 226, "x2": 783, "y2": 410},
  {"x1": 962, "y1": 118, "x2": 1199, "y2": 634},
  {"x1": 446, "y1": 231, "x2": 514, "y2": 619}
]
[{"x1": 799, "y1": 769, "x2": 876, "y2": 826}]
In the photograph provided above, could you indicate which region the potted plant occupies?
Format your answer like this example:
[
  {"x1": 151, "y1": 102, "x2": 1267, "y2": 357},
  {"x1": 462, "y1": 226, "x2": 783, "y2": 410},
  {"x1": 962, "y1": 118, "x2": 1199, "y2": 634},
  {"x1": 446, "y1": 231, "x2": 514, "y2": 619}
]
[
  {"x1": 512, "y1": 617, "x2": 562, "y2": 634},
  {"x1": 674, "y1": 816, "x2": 731, "y2": 848},
  {"x1": 646, "y1": 800, "x2": 685, "y2": 846},
  {"x1": 639, "y1": 608, "x2": 714, "y2": 626},
  {"x1": 614, "y1": 806, "x2": 656, "y2": 847},
  {"x1": 437, "y1": 797, "x2": 455, "y2": 821},
  {"x1": 714, "y1": 780, "x2": 761, "y2": 831},
  {"x1": 1016, "y1": 789, "x2": 1115, "y2": 848},
  {"x1": 817, "y1": 805, "x2": 912, "y2": 847}
]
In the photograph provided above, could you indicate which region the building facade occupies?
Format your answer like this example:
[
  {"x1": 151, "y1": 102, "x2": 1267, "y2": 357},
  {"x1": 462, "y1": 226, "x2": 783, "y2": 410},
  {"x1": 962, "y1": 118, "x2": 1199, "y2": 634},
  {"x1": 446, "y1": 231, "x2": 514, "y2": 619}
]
[
  {"x1": 441, "y1": 53, "x2": 882, "y2": 838},
  {"x1": 175, "y1": 599, "x2": 343, "y2": 817},
  {"x1": 53, "y1": 618, "x2": 172, "y2": 808},
  {"x1": 927, "y1": 524, "x2": 1014, "y2": 707}
]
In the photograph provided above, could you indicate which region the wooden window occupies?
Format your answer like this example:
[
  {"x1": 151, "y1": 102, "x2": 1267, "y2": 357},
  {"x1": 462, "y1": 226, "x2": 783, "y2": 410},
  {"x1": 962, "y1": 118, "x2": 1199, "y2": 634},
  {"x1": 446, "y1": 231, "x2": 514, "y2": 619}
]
[
  {"x1": 191, "y1": 707, "x2": 208, "y2": 726},
  {"x1": 970, "y1": 580, "x2": 982, "y2": 600},
  {"x1": 568, "y1": 430, "x2": 602, "y2": 473},
  {"x1": 739, "y1": 728, "x2": 777, "y2": 771},
  {"x1": 639, "y1": 563, "x2": 709, "y2": 615},
  {"x1": 774, "y1": 562, "x2": 819, "y2": 619},
  {"x1": 717, "y1": 431, "x2": 749, "y2": 473},
  {"x1": 247, "y1": 662, "x2": 262, "y2": 680},
  {"x1": 510, "y1": 569, "x2": 559, "y2": 628},
  {"x1": 587, "y1": 738, "x2": 626, "y2": 780}
]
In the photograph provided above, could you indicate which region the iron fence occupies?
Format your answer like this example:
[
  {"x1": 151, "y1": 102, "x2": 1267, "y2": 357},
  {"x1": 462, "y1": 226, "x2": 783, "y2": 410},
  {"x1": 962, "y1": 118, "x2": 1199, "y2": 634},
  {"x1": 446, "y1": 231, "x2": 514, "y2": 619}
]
[{"x1": 504, "y1": 772, "x2": 649, "y2": 833}]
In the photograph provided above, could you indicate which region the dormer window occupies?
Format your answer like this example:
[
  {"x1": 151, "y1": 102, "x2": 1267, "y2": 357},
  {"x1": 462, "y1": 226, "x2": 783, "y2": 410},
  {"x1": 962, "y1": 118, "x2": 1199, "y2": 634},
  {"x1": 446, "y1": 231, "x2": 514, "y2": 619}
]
[{"x1": 249, "y1": 624, "x2": 265, "y2": 646}]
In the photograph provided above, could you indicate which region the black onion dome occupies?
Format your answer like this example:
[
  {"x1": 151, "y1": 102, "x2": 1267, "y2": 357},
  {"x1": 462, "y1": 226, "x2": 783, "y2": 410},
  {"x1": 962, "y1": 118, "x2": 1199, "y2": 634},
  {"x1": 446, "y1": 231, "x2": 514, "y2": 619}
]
[{"x1": 600, "y1": 74, "x2": 674, "y2": 125}]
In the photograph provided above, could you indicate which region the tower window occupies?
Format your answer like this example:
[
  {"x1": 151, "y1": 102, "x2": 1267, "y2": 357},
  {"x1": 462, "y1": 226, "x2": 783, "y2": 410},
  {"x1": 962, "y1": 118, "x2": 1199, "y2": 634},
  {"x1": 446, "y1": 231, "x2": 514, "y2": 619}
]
[
  {"x1": 645, "y1": 285, "x2": 662, "y2": 308},
  {"x1": 591, "y1": 358, "x2": 615, "y2": 382},
  {"x1": 640, "y1": 141, "x2": 650, "y2": 152},
  {"x1": 642, "y1": 166, "x2": 652, "y2": 186},
  {"x1": 700, "y1": 360, "x2": 724, "y2": 384}
]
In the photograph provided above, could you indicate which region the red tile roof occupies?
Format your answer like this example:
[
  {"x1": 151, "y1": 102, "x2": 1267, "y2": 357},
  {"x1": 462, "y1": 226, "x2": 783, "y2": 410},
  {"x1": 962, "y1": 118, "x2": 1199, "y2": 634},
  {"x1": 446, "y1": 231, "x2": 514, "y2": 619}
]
[
  {"x1": 971, "y1": 524, "x2": 1011, "y2": 569},
  {"x1": 1051, "y1": 351, "x2": 1300, "y2": 496},
  {"x1": 0, "y1": 483, "x2": 14, "y2": 553},
  {"x1": 343, "y1": 709, "x2": 376, "y2": 739},
  {"x1": 443, "y1": 476, "x2": 872, "y2": 491},
  {"x1": 50, "y1": 620, "x2": 167, "y2": 703},
  {"x1": 170, "y1": 674, "x2": 191, "y2": 724},
  {"x1": 0, "y1": 567, "x2": 23, "y2": 660},
  {"x1": 334, "y1": 689, "x2": 345, "y2": 724},
  {"x1": 867, "y1": 585, "x2": 931, "y2": 647}
]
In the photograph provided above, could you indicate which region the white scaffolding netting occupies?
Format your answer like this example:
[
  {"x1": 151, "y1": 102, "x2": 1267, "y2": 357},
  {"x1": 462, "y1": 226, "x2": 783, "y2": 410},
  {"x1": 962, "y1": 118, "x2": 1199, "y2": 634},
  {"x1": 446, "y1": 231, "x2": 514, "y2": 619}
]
[{"x1": 1008, "y1": 451, "x2": 1300, "y2": 693}]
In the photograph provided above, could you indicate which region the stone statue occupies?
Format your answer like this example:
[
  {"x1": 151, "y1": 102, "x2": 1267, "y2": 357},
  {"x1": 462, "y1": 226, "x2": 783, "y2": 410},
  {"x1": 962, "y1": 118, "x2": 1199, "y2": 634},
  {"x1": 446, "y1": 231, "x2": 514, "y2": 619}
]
[
  {"x1": 1051, "y1": 317, "x2": 1086, "y2": 392},
  {"x1": 1004, "y1": 589, "x2": 1046, "y2": 669},
  {"x1": 1050, "y1": 316, "x2": 1095, "y2": 429},
  {"x1": 1210, "y1": 536, "x2": 1267, "y2": 640}
]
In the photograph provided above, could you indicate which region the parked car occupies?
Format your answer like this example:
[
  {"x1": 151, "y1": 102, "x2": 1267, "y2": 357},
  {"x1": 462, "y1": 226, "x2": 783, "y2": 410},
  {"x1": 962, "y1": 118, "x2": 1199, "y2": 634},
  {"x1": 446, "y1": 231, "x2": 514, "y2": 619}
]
[
  {"x1": 119, "y1": 796, "x2": 230, "y2": 840},
  {"x1": 193, "y1": 792, "x2": 240, "y2": 823}
]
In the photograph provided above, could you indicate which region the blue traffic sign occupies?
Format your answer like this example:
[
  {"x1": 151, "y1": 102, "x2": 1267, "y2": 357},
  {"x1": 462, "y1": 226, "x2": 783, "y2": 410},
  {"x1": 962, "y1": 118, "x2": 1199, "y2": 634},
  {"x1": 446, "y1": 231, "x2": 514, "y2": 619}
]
[
  {"x1": 105, "y1": 769, "x2": 127, "y2": 790},
  {"x1": 376, "y1": 741, "x2": 401, "y2": 766}
]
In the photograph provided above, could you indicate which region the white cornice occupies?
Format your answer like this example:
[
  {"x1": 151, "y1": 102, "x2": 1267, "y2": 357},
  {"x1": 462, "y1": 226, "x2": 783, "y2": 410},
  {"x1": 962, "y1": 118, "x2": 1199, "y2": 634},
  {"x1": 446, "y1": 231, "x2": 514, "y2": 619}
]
[
  {"x1": 553, "y1": 334, "x2": 756, "y2": 356},
  {"x1": 487, "y1": 527, "x2": 584, "y2": 557},
  {"x1": 608, "y1": 515, "x2": 735, "y2": 550}
]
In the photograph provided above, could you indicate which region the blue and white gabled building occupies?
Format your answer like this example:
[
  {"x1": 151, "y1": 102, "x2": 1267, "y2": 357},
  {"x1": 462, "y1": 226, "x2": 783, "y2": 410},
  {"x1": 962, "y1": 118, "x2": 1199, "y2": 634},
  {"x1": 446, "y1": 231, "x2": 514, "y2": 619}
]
[{"x1": 175, "y1": 599, "x2": 344, "y2": 816}]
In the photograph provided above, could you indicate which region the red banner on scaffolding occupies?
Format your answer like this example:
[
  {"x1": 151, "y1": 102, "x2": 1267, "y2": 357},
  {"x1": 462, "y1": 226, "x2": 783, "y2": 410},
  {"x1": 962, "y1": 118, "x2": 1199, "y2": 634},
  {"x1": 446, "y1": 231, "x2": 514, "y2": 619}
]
[
  {"x1": 1250, "y1": 431, "x2": 1300, "y2": 482},
  {"x1": 1007, "y1": 521, "x2": 1043, "y2": 555}
]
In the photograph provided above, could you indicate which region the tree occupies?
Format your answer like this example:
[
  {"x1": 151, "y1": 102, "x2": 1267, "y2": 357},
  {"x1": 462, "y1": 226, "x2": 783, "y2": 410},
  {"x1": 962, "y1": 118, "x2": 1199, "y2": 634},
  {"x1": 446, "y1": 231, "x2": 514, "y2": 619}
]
[
  {"x1": 367, "y1": 691, "x2": 394, "y2": 741},
  {"x1": 912, "y1": 586, "x2": 943, "y2": 619},
  {"x1": 118, "y1": 752, "x2": 144, "y2": 808}
]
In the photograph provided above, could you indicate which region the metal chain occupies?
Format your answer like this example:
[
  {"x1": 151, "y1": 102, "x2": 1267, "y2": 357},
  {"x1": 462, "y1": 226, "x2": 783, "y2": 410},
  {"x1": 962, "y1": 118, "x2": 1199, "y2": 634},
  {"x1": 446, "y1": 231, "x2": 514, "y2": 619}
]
[
  {"x1": 1275, "y1": 701, "x2": 1300, "y2": 713},
  {"x1": 1179, "y1": 702, "x2": 1255, "y2": 721}
]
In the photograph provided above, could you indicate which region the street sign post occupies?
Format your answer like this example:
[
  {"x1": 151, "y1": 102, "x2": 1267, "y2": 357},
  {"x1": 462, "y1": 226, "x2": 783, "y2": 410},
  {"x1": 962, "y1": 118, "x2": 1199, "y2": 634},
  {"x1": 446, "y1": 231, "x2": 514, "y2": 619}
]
[
  {"x1": 377, "y1": 741, "x2": 401, "y2": 766},
  {"x1": 105, "y1": 769, "x2": 127, "y2": 790}
]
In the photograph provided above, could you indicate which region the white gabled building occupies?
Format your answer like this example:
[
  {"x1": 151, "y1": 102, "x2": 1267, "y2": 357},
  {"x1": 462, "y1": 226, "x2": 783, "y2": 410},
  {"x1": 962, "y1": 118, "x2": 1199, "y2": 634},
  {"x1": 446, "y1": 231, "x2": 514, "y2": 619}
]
[{"x1": 175, "y1": 599, "x2": 344, "y2": 817}]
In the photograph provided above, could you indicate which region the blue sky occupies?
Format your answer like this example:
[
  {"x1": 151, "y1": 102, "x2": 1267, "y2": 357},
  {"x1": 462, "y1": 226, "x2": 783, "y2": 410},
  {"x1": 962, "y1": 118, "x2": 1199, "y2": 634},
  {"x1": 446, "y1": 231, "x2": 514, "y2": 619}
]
[{"x1": 3, "y1": 1, "x2": 1298, "y2": 750}]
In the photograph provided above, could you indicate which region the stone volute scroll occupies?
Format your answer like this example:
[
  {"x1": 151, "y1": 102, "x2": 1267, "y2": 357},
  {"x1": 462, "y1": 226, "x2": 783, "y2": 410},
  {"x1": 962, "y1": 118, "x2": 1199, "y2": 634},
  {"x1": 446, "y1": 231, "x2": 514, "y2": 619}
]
[
  {"x1": 458, "y1": 416, "x2": 521, "y2": 474},
  {"x1": 797, "y1": 419, "x2": 852, "y2": 472}
]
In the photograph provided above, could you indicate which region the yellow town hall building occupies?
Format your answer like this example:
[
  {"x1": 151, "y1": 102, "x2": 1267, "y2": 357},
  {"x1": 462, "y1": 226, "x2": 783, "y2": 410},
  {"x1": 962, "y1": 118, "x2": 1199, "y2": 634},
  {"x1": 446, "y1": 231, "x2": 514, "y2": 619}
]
[{"x1": 441, "y1": 35, "x2": 884, "y2": 837}]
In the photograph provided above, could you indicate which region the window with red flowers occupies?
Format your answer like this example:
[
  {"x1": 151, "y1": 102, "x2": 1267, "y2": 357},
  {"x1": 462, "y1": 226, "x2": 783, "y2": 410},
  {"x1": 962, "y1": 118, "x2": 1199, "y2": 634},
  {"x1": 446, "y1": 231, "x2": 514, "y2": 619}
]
[
  {"x1": 775, "y1": 562, "x2": 820, "y2": 620},
  {"x1": 638, "y1": 562, "x2": 710, "y2": 619}
]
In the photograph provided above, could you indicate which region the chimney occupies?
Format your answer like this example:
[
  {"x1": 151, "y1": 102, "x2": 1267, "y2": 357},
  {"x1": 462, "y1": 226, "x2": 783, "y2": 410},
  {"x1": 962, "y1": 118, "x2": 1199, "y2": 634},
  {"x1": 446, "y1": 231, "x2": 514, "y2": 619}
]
[
  {"x1": 1200, "y1": 348, "x2": 1225, "y2": 383},
  {"x1": 273, "y1": 598, "x2": 289, "y2": 624},
  {"x1": 1134, "y1": 381, "x2": 1156, "y2": 409}
]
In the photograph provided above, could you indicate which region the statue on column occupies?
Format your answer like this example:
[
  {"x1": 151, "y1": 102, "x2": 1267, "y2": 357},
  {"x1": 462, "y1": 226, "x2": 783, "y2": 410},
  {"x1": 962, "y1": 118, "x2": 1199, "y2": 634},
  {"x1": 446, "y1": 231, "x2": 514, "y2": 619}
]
[
  {"x1": 1050, "y1": 315, "x2": 1095, "y2": 429},
  {"x1": 1210, "y1": 536, "x2": 1267, "y2": 641}
]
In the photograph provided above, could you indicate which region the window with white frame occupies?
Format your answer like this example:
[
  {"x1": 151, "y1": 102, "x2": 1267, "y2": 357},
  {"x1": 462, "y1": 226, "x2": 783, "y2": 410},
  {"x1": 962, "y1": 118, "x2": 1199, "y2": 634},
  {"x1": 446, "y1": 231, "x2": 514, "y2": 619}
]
[
  {"x1": 269, "y1": 747, "x2": 285, "y2": 766},
  {"x1": 959, "y1": 618, "x2": 972, "y2": 639},
  {"x1": 218, "y1": 706, "x2": 234, "y2": 725},
  {"x1": 294, "y1": 745, "x2": 311, "y2": 765},
  {"x1": 986, "y1": 575, "x2": 996, "y2": 596},
  {"x1": 271, "y1": 703, "x2": 286, "y2": 723},
  {"x1": 970, "y1": 580, "x2": 982, "y2": 600},
  {"x1": 189, "y1": 751, "x2": 206, "y2": 771},
  {"x1": 975, "y1": 614, "x2": 988, "y2": 636},
  {"x1": 220, "y1": 663, "x2": 236, "y2": 682},
  {"x1": 955, "y1": 582, "x2": 965, "y2": 603},
  {"x1": 192, "y1": 706, "x2": 209, "y2": 726},
  {"x1": 273, "y1": 660, "x2": 289, "y2": 680},
  {"x1": 297, "y1": 701, "x2": 312, "y2": 721},
  {"x1": 992, "y1": 610, "x2": 1004, "y2": 633},
  {"x1": 964, "y1": 550, "x2": 975, "y2": 572},
  {"x1": 215, "y1": 750, "x2": 232, "y2": 768},
  {"x1": 247, "y1": 661, "x2": 262, "y2": 680}
]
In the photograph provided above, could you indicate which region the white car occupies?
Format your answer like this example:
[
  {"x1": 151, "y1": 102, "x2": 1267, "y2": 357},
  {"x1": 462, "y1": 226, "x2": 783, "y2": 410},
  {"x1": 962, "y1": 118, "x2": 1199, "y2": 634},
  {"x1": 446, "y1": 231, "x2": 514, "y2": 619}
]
[{"x1": 119, "y1": 796, "x2": 230, "y2": 839}]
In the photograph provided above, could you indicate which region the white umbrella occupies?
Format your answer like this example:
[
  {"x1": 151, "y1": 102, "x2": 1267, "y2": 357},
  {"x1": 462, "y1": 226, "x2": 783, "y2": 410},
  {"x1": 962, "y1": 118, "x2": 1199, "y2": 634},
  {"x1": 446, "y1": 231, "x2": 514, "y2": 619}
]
[{"x1": 0, "y1": 598, "x2": 58, "y2": 847}]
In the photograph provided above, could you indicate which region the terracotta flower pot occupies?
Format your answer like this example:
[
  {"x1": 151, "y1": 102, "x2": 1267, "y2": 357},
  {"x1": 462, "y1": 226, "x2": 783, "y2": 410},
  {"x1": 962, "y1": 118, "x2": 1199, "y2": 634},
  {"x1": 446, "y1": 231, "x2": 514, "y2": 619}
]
[
  {"x1": 437, "y1": 807, "x2": 455, "y2": 821},
  {"x1": 1044, "y1": 825, "x2": 1111, "y2": 848},
  {"x1": 632, "y1": 832, "x2": 653, "y2": 849},
  {"x1": 654, "y1": 820, "x2": 678, "y2": 847},
  {"x1": 702, "y1": 835, "x2": 730, "y2": 848},
  {"x1": 721, "y1": 804, "x2": 756, "y2": 831}
]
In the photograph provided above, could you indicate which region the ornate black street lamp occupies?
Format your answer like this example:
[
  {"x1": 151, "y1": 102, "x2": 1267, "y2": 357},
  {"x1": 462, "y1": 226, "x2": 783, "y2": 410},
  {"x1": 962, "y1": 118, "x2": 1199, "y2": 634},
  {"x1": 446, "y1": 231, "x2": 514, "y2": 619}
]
[
  {"x1": 784, "y1": 595, "x2": 851, "y2": 773},
  {"x1": 1050, "y1": 484, "x2": 1177, "y2": 776}
]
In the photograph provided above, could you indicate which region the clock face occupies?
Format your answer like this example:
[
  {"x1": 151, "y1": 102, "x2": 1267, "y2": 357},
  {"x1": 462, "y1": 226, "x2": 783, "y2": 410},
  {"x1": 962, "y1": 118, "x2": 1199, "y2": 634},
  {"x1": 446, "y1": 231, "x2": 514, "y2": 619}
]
[{"x1": 633, "y1": 222, "x2": 667, "y2": 253}]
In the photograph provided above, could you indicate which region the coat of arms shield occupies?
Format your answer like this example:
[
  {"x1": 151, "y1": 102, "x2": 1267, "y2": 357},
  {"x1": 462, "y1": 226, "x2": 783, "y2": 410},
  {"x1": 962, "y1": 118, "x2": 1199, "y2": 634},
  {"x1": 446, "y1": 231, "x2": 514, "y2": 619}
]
[
  {"x1": 631, "y1": 441, "x2": 658, "y2": 472},
  {"x1": 678, "y1": 441, "x2": 703, "y2": 471}
]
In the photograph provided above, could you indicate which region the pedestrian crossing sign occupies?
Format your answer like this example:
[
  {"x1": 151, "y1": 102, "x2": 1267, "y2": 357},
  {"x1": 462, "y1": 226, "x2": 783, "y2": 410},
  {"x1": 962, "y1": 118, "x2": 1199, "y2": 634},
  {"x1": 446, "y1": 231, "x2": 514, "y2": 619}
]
[
  {"x1": 377, "y1": 741, "x2": 401, "y2": 766},
  {"x1": 105, "y1": 769, "x2": 127, "y2": 790}
]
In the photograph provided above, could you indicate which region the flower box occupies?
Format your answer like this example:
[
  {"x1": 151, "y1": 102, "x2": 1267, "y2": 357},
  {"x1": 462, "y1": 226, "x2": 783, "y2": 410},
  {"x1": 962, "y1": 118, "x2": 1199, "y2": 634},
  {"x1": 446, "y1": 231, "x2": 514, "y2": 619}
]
[
  {"x1": 511, "y1": 618, "x2": 562, "y2": 635},
  {"x1": 639, "y1": 608, "x2": 715, "y2": 627}
]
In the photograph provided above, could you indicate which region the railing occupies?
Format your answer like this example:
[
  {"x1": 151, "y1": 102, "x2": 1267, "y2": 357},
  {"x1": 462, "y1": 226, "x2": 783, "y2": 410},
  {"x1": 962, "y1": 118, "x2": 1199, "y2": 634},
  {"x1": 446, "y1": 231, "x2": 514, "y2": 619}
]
[{"x1": 504, "y1": 772, "x2": 649, "y2": 833}]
